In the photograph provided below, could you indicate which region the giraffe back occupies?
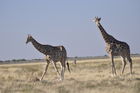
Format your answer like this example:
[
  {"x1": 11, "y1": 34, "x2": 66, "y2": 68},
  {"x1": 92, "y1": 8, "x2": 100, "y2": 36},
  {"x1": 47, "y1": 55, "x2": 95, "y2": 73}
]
[{"x1": 106, "y1": 41, "x2": 130, "y2": 56}]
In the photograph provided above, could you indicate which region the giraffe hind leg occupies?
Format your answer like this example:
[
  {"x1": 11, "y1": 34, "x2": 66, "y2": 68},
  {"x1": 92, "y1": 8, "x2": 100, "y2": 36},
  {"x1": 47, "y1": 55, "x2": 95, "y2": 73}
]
[
  {"x1": 60, "y1": 66, "x2": 65, "y2": 81},
  {"x1": 60, "y1": 61, "x2": 66, "y2": 81},
  {"x1": 52, "y1": 61, "x2": 61, "y2": 77},
  {"x1": 121, "y1": 56, "x2": 126, "y2": 74}
]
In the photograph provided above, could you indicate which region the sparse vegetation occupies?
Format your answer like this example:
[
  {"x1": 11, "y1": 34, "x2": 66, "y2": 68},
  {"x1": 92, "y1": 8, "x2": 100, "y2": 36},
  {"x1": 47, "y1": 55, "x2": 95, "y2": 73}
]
[{"x1": 0, "y1": 57, "x2": 140, "y2": 93}]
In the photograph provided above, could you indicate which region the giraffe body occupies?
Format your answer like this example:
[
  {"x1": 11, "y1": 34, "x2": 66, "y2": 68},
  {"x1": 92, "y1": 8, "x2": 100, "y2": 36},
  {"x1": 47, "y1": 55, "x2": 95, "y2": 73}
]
[
  {"x1": 26, "y1": 35, "x2": 70, "y2": 81},
  {"x1": 93, "y1": 17, "x2": 132, "y2": 75}
]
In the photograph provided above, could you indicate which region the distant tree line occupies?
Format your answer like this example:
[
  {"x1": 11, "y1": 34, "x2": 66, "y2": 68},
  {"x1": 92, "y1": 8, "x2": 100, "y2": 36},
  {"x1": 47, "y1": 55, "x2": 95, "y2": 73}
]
[
  {"x1": 0, "y1": 53, "x2": 140, "y2": 64},
  {"x1": 0, "y1": 59, "x2": 27, "y2": 63}
]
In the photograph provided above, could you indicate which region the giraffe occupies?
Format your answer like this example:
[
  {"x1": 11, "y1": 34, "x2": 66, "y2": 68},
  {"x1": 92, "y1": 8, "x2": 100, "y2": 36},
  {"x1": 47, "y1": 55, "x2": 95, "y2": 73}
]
[
  {"x1": 26, "y1": 35, "x2": 70, "y2": 81},
  {"x1": 92, "y1": 17, "x2": 132, "y2": 75}
]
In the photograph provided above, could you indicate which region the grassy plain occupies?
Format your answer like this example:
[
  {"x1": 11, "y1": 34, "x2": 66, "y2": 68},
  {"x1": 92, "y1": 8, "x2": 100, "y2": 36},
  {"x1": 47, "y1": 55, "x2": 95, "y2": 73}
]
[{"x1": 0, "y1": 57, "x2": 140, "y2": 93}]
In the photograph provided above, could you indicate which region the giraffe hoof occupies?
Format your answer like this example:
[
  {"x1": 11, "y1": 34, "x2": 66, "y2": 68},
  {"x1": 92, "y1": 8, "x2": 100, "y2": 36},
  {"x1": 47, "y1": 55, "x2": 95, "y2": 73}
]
[
  {"x1": 30, "y1": 77, "x2": 40, "y2": 82},
  {"x1": 110, "y1": 74, "x2": 117, "y2": 77},
  {"x1": 56, "y1": 78, "x2": 63, "y2": 81},
  {"x1": 34, "y1": 77, "x2": 40, "y2": 81}
]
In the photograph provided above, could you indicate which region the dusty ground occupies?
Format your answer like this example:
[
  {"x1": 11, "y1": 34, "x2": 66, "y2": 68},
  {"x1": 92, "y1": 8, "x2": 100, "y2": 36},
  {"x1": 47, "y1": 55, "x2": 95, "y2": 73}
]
[{"x1": 0, "y1": 57, "x2": 140, "y2": 93}]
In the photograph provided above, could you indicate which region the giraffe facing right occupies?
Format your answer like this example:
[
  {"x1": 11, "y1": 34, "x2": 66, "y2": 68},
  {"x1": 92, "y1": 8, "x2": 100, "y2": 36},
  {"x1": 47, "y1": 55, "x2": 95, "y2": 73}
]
[{"x1": 92, "y1": 17, "x2": 132, "y2": 75}]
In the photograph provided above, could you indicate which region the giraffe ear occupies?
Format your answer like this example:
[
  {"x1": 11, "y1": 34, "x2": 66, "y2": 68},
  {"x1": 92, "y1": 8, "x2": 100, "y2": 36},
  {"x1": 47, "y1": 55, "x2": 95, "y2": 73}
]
[{"x1": 99, "y1": 18, "x2": 101, "y2": 21}]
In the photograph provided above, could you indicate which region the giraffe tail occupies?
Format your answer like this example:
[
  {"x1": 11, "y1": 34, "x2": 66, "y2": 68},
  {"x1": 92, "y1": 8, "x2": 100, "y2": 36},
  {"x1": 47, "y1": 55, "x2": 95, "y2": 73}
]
[{"x1": 67, "y1": 62, "x2": 71, "y2": 73}]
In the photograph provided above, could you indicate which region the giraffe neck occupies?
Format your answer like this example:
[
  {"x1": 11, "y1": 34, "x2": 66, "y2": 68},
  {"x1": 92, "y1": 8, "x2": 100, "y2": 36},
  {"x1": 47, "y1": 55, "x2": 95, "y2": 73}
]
[
  {"x1": 97, "y1": 23, "x2": 117, "y2": 44},
  {"x1": 31, "y1": 38, "x2": 47, "y2": 54}
]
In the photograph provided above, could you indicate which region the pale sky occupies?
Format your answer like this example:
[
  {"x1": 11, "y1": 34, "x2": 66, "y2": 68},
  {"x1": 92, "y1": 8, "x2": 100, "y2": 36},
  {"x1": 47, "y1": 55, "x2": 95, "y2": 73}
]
[{"x1": 0, "y1": 0, "x2": 140, "y2": 60}]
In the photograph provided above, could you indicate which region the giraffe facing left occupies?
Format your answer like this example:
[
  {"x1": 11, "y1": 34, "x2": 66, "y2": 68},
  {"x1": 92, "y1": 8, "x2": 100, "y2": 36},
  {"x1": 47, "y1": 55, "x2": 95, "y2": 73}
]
[
  {"x1": 26, "y1": 35, "x2": 70, "y2": 81},
  {"x1": 92, "y1": 17, "x2": 132, "y2": 76}
]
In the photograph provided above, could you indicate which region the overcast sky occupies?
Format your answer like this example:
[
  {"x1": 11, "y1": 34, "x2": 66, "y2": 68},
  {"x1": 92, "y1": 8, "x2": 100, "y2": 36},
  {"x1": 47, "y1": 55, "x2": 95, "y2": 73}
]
[{"x1": 0, "y1": 0, "x2": 140, "y2": 60}]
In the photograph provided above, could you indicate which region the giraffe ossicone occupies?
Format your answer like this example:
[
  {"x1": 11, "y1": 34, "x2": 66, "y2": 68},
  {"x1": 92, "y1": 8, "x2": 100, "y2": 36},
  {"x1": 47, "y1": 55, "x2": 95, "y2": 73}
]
[{"x1": 93, "y1": 17, "x2": 133, "y2": 75}]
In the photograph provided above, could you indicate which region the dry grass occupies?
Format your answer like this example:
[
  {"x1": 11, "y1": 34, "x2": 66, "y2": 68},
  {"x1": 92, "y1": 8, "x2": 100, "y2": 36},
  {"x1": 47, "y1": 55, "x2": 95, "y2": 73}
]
[{"x1": 0, "y1": 57, "x2": 140, "y2": 93}]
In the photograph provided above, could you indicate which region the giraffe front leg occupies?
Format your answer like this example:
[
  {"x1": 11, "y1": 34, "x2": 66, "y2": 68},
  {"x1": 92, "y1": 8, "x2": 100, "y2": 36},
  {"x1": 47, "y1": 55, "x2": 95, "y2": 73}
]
[
  {"x1": 110, "y1": 54, "x2": 117, "y2": 76},
  {"x1": 40, "y1": 62, "x2": 50, "y2": 81}
]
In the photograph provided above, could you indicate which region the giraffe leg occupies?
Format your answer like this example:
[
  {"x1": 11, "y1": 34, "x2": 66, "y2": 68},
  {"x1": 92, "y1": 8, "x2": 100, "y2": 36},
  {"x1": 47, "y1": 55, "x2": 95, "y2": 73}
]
[
  {"x1": 121, "y1": 56, "x2": 126, "y2": 74},
  {"x1": 110, "y1": 54, "x2": 117, "y2": 76},
  {"x1": 127, "y1": 56, "x2": 133, "y2": 74},
  {"x1": 60, "y1": 62, "x2": 65, "y2": 81},
  {"x1": 40, "y1": 62, "x2": 50, "y2": 81},
  {"x1": 60, "y1": 66, "x2": 65, "y2": 81},
  {"x1": 52, "y1": 61, "x2": 61, "y2": 77}
]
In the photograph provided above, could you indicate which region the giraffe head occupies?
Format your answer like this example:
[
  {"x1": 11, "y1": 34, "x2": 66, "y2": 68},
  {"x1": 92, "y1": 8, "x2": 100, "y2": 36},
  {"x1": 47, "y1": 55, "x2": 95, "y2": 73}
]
[
  {"x1": 92, "y1": 17, "x2": 101, "y2": 24},
  {"x1": 26, "y1": 34, "x2": 33, "y2": 44}
]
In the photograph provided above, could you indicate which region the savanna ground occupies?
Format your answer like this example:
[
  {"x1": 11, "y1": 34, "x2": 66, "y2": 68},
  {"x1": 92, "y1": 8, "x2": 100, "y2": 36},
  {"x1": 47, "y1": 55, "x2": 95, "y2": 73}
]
[{"x1": 0, "y1": 57, "x2": 140, "y2": 93}]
